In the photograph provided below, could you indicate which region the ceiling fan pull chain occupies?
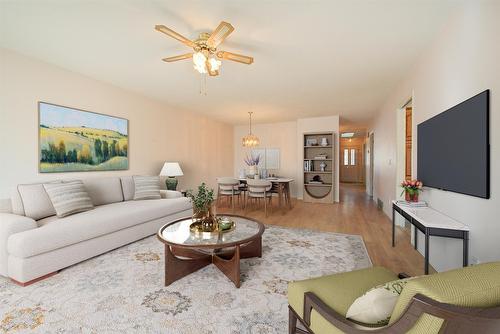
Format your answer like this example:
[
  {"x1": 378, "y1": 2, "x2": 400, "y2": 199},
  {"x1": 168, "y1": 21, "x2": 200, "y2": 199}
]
[
  {"x1": 204, "y1": 74, "x2": 207, "y2": 96},
  {"x1": 199, "y1": 73, "x2": 208, "y2": 96}
]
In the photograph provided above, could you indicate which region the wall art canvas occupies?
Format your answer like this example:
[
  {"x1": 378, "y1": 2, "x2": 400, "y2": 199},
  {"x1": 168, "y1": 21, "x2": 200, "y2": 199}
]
[{"x1": 39, "y1": 102, "x2": 129, "y2": 173}]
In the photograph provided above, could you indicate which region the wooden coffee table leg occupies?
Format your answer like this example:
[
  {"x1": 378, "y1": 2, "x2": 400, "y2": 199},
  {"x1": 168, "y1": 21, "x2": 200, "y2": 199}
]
[
  {"x1": 240, "y1": 236, "x2": 262, "y2": 259},
  {"x1": 164, "y1": 245, "x2": 211, "y2": 286},
  {"x1": 213, "y1": 245, "x2": 241, "y2": 288}
]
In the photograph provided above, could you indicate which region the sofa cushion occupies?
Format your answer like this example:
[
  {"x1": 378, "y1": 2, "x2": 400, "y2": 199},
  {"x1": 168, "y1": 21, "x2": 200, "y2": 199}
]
[
  {"x1": 82, "y1": 177, "x2": 124, "y2": 206},
  {"x1": 8, "y1": 197, "x2": 191, "y2": 258},
  {"x1": 120, "y1": 176, "x2": 135, "y2": 201},
  {"x1": 17, "y1": 181, "x2": 61, "y2": 220},
  {"x1": 10, "y1": 187, "x2": 25, "y2": 216},
  {"x1": 133, "y1": 176, "x2": 161, "y2": 200},
  {"x1": 43, "y1": 181, "x2": 94, "y2": 218}
]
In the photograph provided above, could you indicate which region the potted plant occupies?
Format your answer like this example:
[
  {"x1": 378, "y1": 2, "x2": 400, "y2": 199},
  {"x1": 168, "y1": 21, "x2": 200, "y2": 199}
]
[
  {"x1": 186, "y1": 183, "x2": 216, "y2": 231},
  {"x1": 401, "y1": 179, "x2": 423, "y2": 202},
  {"x1": 244, "y1": 153, "x2": 260, "y2": 177}
]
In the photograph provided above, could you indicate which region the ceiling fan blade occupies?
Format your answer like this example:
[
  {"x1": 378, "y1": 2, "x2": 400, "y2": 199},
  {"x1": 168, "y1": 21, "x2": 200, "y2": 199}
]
[
  {"x1": 217, "y1": 51, "x2": 254, "y2": 65},
  {"x1": 207, "y1": 21, "x2": 234, "y2": 48},
  {"x1": 155, "y1": 25, "x2": 195, "y2": 47},
  {"x1": 162, "y1": 53, "x2": 193, "y2": 62}
]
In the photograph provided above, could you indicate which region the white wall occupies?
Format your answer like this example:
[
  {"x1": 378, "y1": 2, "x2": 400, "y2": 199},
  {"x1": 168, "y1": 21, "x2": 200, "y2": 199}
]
[
  {"x1": 234, "y1": 121, "x2": 298, "y2": 197},
  {"x1": 0, "y1": 48, "x2": 234, "y2": 199},
  {"x1": 371, "y1": 1, "x2": 500, "y2": 271}
]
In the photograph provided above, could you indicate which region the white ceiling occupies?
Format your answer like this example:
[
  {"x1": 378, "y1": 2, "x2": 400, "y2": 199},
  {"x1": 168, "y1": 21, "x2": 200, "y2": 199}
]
[{"x1": 0, "y1": 0, "x2": 459, "y2": 125}]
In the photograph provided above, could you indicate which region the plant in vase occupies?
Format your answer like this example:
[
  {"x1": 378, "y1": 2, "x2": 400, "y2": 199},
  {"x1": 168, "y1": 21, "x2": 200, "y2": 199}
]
[
  {"x1": 244, "y1": 153, "x2": 260, "y2": 177},
  {"x1": 401, "y1": 179, "x2": 423, "y2": 202},
  {"x1": 186, "y1": 183, "x2": 216, "y2": 232}
]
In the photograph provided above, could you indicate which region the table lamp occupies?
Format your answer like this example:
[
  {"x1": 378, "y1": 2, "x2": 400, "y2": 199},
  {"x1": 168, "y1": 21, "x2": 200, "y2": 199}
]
[{"x1": 160, "y1": 162, "x2": 183, "y2": 190}]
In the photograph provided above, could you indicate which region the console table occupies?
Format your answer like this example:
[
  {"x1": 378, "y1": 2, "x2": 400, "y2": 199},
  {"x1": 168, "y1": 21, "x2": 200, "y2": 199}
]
[{"x1": 392, "y1": 201, "x2": 470, "y2": 274}]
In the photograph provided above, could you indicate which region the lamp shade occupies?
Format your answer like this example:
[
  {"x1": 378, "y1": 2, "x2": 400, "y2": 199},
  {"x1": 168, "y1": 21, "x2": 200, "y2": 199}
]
[{"x1": 159, "y1": 162, "x2": 183, "y2": 177}]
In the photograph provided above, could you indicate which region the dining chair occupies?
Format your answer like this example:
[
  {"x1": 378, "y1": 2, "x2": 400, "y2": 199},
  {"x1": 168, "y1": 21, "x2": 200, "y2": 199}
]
[
  {"x1": 246, "y1": 179, "x2": 273, "y2": 217},
  {"x1": 216, "y1": 177, "x2": 242, "y2": 212}
]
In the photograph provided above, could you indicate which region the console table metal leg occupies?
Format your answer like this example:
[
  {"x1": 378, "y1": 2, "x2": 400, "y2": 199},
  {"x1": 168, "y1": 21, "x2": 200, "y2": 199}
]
[
  {"x1": 463, "y1": 231, "x2": 469, "y2": 267},
  {"x1": 424, "y1": 229, "x2": 430, "y2": 275},
  {"x1": 392, "y1": 207, "x2": 395, "y2": 247},
  {"x1": 414, "y1": 228, "x2": 418, "y2": 250}
]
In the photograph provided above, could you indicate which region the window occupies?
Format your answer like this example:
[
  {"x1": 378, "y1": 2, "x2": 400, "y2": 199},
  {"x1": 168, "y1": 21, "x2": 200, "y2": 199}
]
[
  {"x1": 344, "y1": 149, "x2": 349, "y2": 166},
  {"x1": 350, "y1": 149, "x2": 356, "y2": 166}
]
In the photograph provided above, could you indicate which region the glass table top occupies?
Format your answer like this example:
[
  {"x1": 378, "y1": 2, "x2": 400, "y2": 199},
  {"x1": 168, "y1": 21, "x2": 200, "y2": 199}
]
[{"x1": 159, "y1": 215, "x2": 263, "y2": 247}]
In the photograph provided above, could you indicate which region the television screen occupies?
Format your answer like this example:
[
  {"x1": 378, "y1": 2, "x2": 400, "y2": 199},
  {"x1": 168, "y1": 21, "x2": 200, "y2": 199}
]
[{"x1": 417, "y1": 90, "x2": 489, "y2": 199}]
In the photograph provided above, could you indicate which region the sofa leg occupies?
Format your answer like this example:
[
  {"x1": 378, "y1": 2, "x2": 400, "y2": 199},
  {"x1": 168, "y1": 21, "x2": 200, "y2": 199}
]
[
  {"x1": 289, "y1": 307, "x2": 298, "y2": 334},
  {"x1": 11, "y1": 271, "x2": 58, "y2": 287}
]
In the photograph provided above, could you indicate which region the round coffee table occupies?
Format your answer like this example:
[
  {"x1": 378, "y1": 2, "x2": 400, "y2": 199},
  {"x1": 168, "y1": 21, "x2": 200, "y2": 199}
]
[{"x1": 157, "y1": 214, "x2": 265, "y2": 288}]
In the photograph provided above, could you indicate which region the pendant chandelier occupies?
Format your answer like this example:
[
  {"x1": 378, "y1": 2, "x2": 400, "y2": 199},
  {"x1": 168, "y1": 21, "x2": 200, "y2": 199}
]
[{"x1": 242, "y1": 112, "x2": 260, "y2": 147}]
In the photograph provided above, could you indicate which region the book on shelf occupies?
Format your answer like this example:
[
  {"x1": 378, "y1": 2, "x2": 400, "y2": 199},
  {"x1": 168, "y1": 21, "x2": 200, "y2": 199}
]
[
  {"x1": 313, "y1": 153, "x2": 328, "y2": 160},
  {"x1": 396, "y1": 200, "x2": 428, "y2": 208},
  {"x1": 303, "y1": 160, "x2": 314, "y2": 172}
]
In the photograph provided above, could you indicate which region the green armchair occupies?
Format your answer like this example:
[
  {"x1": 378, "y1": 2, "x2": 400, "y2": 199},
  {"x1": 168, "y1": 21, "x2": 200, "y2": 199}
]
[{"x1": 288, "y1": 262, "x2": 500, "y2": 334}]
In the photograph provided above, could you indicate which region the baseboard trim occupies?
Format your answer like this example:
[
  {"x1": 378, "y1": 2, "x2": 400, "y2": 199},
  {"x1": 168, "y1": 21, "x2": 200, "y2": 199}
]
[{"x1": 11, "y1": 271, "x2": 58, "y2": 287}]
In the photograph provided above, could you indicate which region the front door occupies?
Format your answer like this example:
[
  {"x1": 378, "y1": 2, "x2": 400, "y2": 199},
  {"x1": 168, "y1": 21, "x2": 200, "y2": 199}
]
[{"x1": 340, "y1": 144, "x2": 364, "y2": 183}]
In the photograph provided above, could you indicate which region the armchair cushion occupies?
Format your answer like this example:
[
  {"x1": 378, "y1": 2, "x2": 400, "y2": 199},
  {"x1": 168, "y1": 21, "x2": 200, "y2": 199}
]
[
  {"x1": 346, "y1": 277, "x2": 414, "y2": 326},
  {"x1": 288, "y1": 266, "x2": 398, "y2": 321},
  {"x1": 389, "y1": 261, "x2": 500, "y2": 333}
]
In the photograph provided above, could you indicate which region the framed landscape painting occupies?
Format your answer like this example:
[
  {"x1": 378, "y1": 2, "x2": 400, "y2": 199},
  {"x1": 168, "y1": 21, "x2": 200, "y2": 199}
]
[{"x1": 39, "y1": 102, "x2": 129, "y2": 173}]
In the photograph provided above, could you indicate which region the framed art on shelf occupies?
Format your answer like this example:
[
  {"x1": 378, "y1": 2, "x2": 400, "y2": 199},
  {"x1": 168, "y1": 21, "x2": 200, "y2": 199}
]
[{"x1": 38, "y1": 102, "x2": 129, "y2": 173}]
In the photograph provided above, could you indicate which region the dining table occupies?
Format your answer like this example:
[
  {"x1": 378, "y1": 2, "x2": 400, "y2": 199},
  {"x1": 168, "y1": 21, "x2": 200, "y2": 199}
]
[{"x1": 239, "y1": 177, "x2": 294, "y2": 210}]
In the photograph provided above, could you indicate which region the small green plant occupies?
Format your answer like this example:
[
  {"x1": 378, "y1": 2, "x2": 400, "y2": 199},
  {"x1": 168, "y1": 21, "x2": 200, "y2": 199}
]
[{"x1": 186, "y1": 183, "x2": 215, "y2": 212}]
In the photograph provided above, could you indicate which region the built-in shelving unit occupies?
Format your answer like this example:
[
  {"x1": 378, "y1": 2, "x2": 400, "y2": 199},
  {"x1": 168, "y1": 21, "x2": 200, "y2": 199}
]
[{"x1": 303, "y1": 132, "x2": 334, "y2": 203}]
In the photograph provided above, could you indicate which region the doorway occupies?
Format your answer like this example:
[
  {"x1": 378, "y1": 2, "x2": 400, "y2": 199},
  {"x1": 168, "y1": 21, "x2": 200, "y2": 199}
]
[
  {"x1": 366, "y1": 132, "x2": 374, "y2": 196},
  {"x1": 405, "y1": 107, "x2": 413, "y2": 180},
  {"x1": 395, "y1": 99, "x2": 413, "y2": 227},
  {"x1": 340, "y1": 138, "x2": 365, "y2": 184}
]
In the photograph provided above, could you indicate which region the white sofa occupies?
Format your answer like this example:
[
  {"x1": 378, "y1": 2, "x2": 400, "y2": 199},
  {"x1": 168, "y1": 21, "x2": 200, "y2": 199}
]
[{"x1": 0, "y1": 176, "x2": 192, "y2": 285}]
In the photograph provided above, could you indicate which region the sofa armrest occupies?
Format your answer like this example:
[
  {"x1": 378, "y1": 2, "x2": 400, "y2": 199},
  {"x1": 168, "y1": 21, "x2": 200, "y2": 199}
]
[
  {"x1": 0, "y1": 213, "x2": 38, "y2": 276},
  {"x1": 160, "y1": 190, "x2": 183, "y2": 199}
]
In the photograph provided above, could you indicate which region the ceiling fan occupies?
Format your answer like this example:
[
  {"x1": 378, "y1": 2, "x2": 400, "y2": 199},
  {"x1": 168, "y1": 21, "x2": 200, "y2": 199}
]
[{"x1": 155, "y1": 21, "x2": 254, "y2": 76}]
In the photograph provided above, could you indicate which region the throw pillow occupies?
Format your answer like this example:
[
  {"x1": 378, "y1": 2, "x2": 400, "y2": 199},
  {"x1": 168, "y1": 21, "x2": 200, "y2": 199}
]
[
  {"x1": 346, "y1": 278, "x2": 412, "y2": 326},
  {"x1": 17, "y1": 181, "x2": 62, "y2": 220},
  {"x1": 43, "y1": 180, "x2": 94, "y2": 218},
  {"x1": 133, "y1": 176, "x2": 161, "y2": 200}
]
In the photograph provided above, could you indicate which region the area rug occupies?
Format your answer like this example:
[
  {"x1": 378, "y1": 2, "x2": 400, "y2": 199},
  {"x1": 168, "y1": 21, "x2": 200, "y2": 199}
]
[{"x1": 0, "y1": 225, "x2": 371, "y2": 334}]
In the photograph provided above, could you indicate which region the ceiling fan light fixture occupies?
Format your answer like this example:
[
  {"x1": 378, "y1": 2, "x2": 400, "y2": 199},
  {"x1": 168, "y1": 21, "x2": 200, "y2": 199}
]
[
  {"x1": 209, "y1": 57, "x2": 221, "y2": 71},
  {"x1": 193, "y1": 51, "x2": 207, "y2": 73}
]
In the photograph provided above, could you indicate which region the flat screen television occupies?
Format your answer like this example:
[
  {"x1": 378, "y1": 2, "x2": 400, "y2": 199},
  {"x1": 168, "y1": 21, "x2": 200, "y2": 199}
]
[{"x1": 417, "y1": 90, "x2": 490, "y2": 199}]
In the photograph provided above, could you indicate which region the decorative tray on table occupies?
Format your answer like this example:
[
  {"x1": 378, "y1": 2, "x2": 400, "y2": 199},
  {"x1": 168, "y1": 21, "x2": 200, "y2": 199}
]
[{"x1": 189, "y1": 218, "x2": 235, "y2": 236}]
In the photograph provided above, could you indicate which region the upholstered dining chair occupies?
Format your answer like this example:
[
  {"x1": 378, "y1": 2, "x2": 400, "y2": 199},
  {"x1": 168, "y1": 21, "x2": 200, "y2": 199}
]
[
  {"x1": 216, "y1": 177, "x2": 242, "y2": 212},
  {"x1": 246, "y1": 179, "x2": 273, "y2": 217}
]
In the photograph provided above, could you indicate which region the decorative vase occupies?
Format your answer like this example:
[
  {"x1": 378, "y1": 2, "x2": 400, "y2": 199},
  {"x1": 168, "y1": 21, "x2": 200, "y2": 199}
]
[
  {"x1": 248, "y1": 165, "x2": 258, "y2": 177},
  {"x1": 405, "y1": 192, "x2": 419, "y2": 202},
  {"x1": 320, "y1": 138, "x2": 328, "y2": 146},
  {"x1": 192, "y1": 203, "x2": 216, "y2": 232}
]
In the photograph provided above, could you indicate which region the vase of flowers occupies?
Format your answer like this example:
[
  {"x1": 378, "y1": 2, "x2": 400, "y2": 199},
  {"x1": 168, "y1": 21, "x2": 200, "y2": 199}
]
[
  {"x1": 244, "y1": 153, "x2": 260, "y2": 177},
  {"x1": 186, "y1": 183, "x2": 216, "y2": 232},
  {"x1": 401, "y1": 179, "x2": 423, "y2": 202}
]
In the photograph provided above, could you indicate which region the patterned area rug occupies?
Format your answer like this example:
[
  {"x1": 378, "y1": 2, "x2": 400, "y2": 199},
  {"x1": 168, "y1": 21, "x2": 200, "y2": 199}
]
[{"x1": 0, "y1": 225, "x2": 371, "y2": 333}]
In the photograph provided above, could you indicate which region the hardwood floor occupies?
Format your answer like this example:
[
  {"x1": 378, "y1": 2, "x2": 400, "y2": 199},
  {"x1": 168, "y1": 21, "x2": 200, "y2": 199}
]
[{"x1": 218, "y1": 183, "x2": 431, "y2": 276}]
